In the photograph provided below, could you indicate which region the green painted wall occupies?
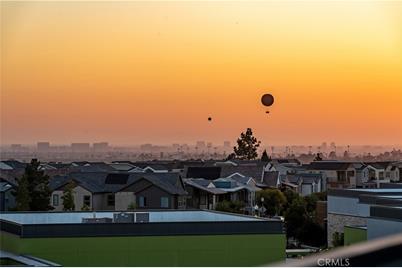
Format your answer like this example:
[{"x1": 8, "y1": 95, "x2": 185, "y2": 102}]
[
  {"x1": 0, "y1": 232, "x2": 285, "y2": 266},
  {"x1": 344, "y1": 226, "x2": 367, "y2": 246}
]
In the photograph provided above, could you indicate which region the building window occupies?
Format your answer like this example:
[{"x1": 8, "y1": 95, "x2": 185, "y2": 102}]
[
  {"x1": 161, "y1": 197, "x2": 169, "y2": 208},
  {"x1": 337, "y1": 171, "x2": 346, "y2": 182},
  {"x1": 178, "y1": 197, "x2": 186, "y2": 208},
  {"x1": 379, "y1": 172, "x2": 384, "y2": 180},
  {"x1": 83, "y1": 195, "x2": 91, "y2": 207},
  {"x1": 53, "y1": 194, "x2": 59, "y2": 206},
  {"x1": 139, "y1": 196, "x2": 146, "y2": 207},
  {"x1": 386, "y1": 172, "x2": 391, "y2": 178},
  {"x1": 107, "y1": 194, "x2": 115, "y2": 207}
]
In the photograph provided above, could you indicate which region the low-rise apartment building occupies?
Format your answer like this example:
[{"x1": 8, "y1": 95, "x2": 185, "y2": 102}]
[{"x1": 327, "y1": 187, "x2": 402, "y2": 246}]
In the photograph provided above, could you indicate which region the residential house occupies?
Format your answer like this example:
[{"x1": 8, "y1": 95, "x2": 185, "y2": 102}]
[
  {"x1": 50, "y1": 172, "x2": 187, "y2": 211},
  {"x1": 305, "y1": 161, "x2": 357, "y2": 190},
  {"x1": 184, "y1": 175, "x2": 261, "y2": 211},
  {"x1": 366, "y1": 162, "x2": 401, "y2": 185},
  {"x1": 0, "y1": 179, "x2": 15, "y2": 211},
  {"x1": 184, "y1": 178, "x2": 227, "y2": 209},
  {"x1": 279, "y1": 173, "x2": 323, "y2": 196},
  {"x1": 327, "y1": 187, "x2": 402, "y2": 246}
]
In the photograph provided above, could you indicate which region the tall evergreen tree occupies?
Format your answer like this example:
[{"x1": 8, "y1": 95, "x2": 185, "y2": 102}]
[
  {"x1": 261, "y1": 149, "x2": 270, "y2": 162},
  {"x1": 233, "y1": 128, "x2": 261, "y2": 160},
  {"x1": 13, "y1": 175, "x2": 31, "y2": 211},
  {"x1": 62, "y1": 180, "x2": 75, "y2": 211},
  {"x1": 16, "y1": 159, "x2": 53, "y2": 211}
]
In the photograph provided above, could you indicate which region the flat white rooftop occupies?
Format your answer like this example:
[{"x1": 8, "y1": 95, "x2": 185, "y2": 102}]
[
  {"x1": 0, "y1": 210, "x2": 266, "y2": 225},
  {"x1": 346, "y1": 189, "x2": 402, "y2": 193}
]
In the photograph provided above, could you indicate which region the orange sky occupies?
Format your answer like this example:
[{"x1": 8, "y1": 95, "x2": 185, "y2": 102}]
[{"x1": 1, "y1": 1, "x2": 402, "y2": 146}]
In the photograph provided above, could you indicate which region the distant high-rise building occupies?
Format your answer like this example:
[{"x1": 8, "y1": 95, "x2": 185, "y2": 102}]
[
  {"x1": 140, "y1": 144, "x2": 153, "y2": 151},
  {"x1": 71, "y1": 143, "x2": 90, "y2": 153},
  {"x1": 321, "y1": 142, "x2": 328, "y2": 152},
  {"x1": 172, "y1": 144, "x2": 180, "y2": 150},
  {"x1": 37, "y1": 142, "x2": 50, "y2": 152},
  {"x1": 10, "y1": 144, "x2": 22, "y2": 151},
  {"x1": 196, "y1": 141, "x2": 206, "y2": 148},
  {"x1": 93, "y1": 142, "x2": 109, "y2": 152}
]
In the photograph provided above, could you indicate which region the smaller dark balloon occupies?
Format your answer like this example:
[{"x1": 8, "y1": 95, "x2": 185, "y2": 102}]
[
  {"x1": 208, "y1": 117, "x2": 212, "y2": 121},
  {"x1": 261, "y1": 94, "x2": 274, "y2": 106}
]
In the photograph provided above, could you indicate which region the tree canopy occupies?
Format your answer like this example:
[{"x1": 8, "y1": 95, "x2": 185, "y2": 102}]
[
  {"x1": 13, "y1": 175, "x2": 31, "y2": 211},
  {"x1": 233, "y1": 128, "x2": 261, "y2": 160},
  {"x1": 62, "y1": 180, "x2": 75, "y2": 211},
  {"x1": 257, "y1": 189, "x2": 287, "y2": 216},
  {"x1": 261, "y1": 149, "x2": 270, "y2": 162},
  {"x1": 13, "y1": 159, "x2": 52, "y2": 211}
]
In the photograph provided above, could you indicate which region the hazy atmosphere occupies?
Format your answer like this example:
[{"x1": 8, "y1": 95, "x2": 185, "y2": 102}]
[{"x1": 2, "y1": 1, "x2": 402, "y2": 146}]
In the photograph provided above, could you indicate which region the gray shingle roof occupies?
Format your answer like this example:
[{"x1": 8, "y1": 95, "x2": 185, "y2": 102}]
[
  {"x1": 307, "y1": 161, "x2": 352, "y2": 171},
  {"x1": 365, "y1": 162, "x2": 393, "y2": 170},
  {"x1": 280, "y1": 173, "x2": 322, "y2": 185},
  {"x1": 1, "y1": 160, "x2": 27, "y2": 170},
  {"x1": 260, "y1": 171, "x2": 279, "y2": 187},
  {"x1": 185, "y1": 166, "x2": 222, "y2": 180},
  {"x1": 0, "y1": 182, "x2": 14, "y2": 192},
  {"x1": 220, "y1": 165, "x2": 264, "y2": 181},
  {"x1": 50, "y1": 172, "x2": 186, "y2": 195},
  {"x1": 184, "y1": 179, "x2": 226, "y2": 194}
]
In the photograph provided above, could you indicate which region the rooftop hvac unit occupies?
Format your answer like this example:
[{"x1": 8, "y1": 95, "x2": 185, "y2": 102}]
[
  {"x1": 135, "y1": 212, "x2": 149, "y2": 223},
  {"x1": 82, "y1": 217, "x2": 113, "y2": 223},
  {"x1": 113, "y1": 212, "x2": 134, "y2": 223}
]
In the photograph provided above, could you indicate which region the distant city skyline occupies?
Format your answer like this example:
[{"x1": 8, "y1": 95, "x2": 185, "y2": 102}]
[{"x1": 2, "y1": 140, "x2": 402, "y2": 149}]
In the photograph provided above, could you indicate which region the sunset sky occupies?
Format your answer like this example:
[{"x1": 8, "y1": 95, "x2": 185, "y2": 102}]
[{"x1": 1, "y1": 1, "x2": 402, "y2": 146}]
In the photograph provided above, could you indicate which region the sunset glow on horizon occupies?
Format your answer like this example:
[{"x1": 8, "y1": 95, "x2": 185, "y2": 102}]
[{"x1": 2, "y1": 1, "x2": 402, "y2": 146}]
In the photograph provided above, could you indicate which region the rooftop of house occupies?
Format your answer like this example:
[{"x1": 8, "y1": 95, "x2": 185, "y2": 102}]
[
  {"x1": 328, "y1": 187, "x2": 402, "y2": 198},
  {"x1": 50, "y1": 172, "x2": 187, "y2": 195},
  {"x1": 271, "y1": 158, "x2": 301, "y2": 165},
  {"x1": 0, "y1": 182, "x2": 14, "y2": 192},
  {"x1": 184, "y1": 176, "x2": 260, "y2": 194},
  {"x1": 307, "y1": 161, "x2": 353, "y2": 171},
  {"x1": 258, "y1": 171, "x2": 279, "y2": 188},
  {"x1": 280, "y1": 173, "x2": 322, "y2": 185},
  {"x1": 184, "y1": 166, "x2": 222, "y2": 180},
  {"x1": 0, "y1": 160, "x2": 26, "y2": 170},
  {"x1": 184, "y1": 178, "x2": 226, "y2": 194},
  {"x1": 220, "y1": 164, "x2": 264, "y2": 180}
]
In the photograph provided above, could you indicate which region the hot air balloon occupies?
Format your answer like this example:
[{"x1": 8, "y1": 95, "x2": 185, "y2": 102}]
[
  {"x1": 261, "y1": 94, "x2": 275, "y2": 114},
  {"x1": 208, "y1": 117, "x2": 212, "y2": 122},
  {"x1": 261, "y1": 94, "x2": 274, "y2": 106}
]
